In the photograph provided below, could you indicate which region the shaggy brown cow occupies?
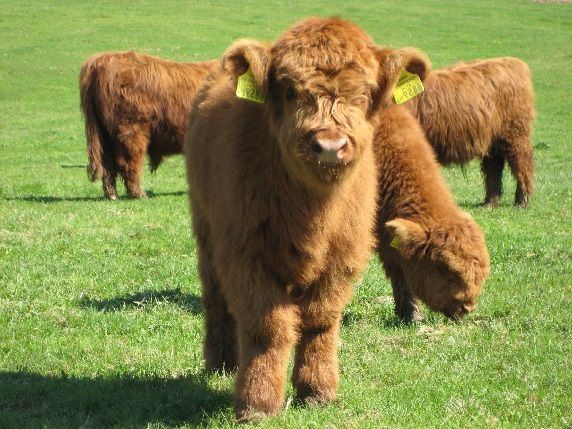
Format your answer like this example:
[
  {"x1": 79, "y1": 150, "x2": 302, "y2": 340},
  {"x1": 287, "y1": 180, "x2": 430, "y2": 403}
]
[
  {"x1": 185, "y1": 17, "x2": 430, "y2": 421},
  {"x1": 403, "y1": 57, "x2": 535, "y2": 208},
  {"x1": 374, "y1": 104, "x2": 490, "y2": 322},
  {"x1": 79, "y1": 51, "x2": 217, "y2": 199}
]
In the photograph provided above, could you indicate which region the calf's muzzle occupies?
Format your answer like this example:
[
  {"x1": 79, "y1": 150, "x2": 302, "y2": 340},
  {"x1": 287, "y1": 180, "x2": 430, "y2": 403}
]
[{"x1": 308, "y1": 128, "x2": 354, "y2": 164}]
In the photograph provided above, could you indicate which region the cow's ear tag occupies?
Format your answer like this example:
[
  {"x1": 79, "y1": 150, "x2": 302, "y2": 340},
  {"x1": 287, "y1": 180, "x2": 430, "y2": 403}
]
[
  {"x1": 390, "y1": 235, "x2": 400, "y2": 249},
  {"x1": 236, "y1": 68, "x2": 265, "y2": 103},
  {"x1": 392, "y1": 70, "x2": 424, "y2": 104}
]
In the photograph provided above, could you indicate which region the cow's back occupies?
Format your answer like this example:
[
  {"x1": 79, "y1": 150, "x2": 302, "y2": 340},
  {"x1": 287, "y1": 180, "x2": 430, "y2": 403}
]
[{"x1": 406, "y1": 57, "x2": 534, "y2": 164}]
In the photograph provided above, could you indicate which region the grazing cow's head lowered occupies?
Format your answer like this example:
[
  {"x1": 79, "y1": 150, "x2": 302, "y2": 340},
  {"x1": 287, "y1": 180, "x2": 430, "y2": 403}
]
[
  {"x1": 385, "y1": 213, "x2": 490, "y2": 319},
  {"x1": 222, "y1": 17, "x2": 430, "y2": 190}
]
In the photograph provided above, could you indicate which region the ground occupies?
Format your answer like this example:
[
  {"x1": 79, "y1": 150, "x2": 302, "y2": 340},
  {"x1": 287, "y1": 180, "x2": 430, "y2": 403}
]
[{"x1": 0, "y1": 1, "x2": 571, "y2": 428}]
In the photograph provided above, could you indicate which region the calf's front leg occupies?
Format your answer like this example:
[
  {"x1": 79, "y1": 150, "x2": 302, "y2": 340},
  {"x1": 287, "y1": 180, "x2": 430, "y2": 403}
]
[
  {"x1": 233, "y1": 303, "x2": 298, "y2": 422},
  {"x1": 292, "y1": 317, "x2": 341, "y2": 405}
]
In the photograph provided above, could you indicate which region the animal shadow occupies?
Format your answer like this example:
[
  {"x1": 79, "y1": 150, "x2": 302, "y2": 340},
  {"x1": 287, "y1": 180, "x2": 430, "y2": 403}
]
[
  {"x1": 0, "y1": 370, "x2": 231, "y2": 428},
  {"x1": 79, "y1": 288, "x2": 202, "y2": 314},
  {"x1": 3, "y1": 190, "x2": 185, "y2": 203}
]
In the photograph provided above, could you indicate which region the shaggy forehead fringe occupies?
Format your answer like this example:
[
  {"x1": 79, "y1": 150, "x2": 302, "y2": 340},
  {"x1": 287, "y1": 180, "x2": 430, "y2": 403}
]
[{"x1": 271, "y1": 16, "x2": 377, "y2": 72}]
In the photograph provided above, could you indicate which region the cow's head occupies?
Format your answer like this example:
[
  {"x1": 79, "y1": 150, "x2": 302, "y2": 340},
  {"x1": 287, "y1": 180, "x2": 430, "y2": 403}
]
[
  {"x1": 385, "y1": 213, "x2": 490, "y2": 319},
  {"x1": 222, "y1": 17, "x2": 430, "y2": 191}
]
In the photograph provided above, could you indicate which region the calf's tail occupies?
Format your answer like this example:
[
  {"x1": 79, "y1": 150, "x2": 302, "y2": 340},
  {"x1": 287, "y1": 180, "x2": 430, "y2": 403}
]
[{"x1": 79, "y1": 56, "x2": 106, "y2": 181}]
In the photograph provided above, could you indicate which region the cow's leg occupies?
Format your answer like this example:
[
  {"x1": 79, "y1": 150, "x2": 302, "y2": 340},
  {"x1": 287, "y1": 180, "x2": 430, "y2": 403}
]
[
  {"x1": 233, "y1": 300, "x2": 297, "y2": 422},
  {"x1": 292, "y1": 278, "x2": 352, "y2": 405},
  {"x1": 201, "y1": 269, "x2": 237, "y2": 372},
  {"x1": 203, "y1": 290, "x2": 236, "y2": 374},
  {"x1": 101, "y1": 149, "x2": 118, "y2": 200},
  {"x1": 292, "y1": 316, "x2": 341, "y2": 405},
  {"x1": 481, "y1": 142, "x2": 505, "y2": 208},
  {"x1": 196, "y1": 227, "x2": 237, "y2": 371},
  {"x1": 116, "y1": 125, "x2": 149, "y2": 198},
  {"x1": 390, "y1": 274, "x2": 423, "y2": 323},
  {"x1": 504, "y1": 135, "x2": 534, "y2": 208}
]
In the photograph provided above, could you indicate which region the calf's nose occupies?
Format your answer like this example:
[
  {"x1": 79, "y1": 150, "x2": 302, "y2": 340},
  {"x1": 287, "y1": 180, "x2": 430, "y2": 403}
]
[{"x1": 309, "y1": 128, "x2": 350, "y2": 164}]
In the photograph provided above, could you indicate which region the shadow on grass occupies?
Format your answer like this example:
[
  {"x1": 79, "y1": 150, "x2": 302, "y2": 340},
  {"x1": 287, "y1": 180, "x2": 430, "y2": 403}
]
[
  {"x1": 457, "y1": 198, "x2": 525, "y2": 210},
  {"x1": 3, "y1": 190, "x2": 186, "y2": 203},
  {"x1": 342, "y1": 311, "x2": 429, "y2": 330},
  {"x1": 0, "y1": 371, "x2": 231, "y2": 428},
  {"x1": 4, "y1": 195, "x2": 107, "y2": 202},
  {"x1": 79, "y1": 288, "x2": 202, "y2": 314},
  {"x1": 458, "y1": 200, "x2": 488, "y2": 209},
  {"x1": 60, "y1": 163, "x2": 88, "y2": 168}
]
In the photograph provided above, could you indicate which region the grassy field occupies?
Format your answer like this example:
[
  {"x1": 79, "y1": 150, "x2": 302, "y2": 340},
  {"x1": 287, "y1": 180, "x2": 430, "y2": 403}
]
[{"x1": 1, "y1": 0, "x2": 571, "y2": 427}]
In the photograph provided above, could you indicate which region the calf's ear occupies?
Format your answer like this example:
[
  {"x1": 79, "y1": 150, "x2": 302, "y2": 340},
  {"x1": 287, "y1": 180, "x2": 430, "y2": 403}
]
[
  {"x1": 385, "y1": 218, "x2": 427, "y2": 258},
  {"x1": 222, "y1": 39, "x2": 272, "y2": 92},
  {"x1": 375, "y1": 47, "x2": 432, "y2": 107}
]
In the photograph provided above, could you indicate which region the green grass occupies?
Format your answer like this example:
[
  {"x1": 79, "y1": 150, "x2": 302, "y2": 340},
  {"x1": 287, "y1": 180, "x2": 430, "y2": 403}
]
[{"x1": 1, "y1": 0, "x2": 571, "y2": 427}]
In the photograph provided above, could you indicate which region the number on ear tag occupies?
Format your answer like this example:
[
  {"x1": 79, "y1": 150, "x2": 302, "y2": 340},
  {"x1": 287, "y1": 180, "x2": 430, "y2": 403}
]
[
  {"x1": 392, "y1": 71, "x2": 424, "y2": 104},
  {"x1": 236, "y1": 68, "x2": 265, "y2": 103}
]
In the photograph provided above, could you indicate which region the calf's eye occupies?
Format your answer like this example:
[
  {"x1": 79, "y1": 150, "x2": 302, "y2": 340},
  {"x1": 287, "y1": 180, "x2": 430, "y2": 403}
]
[{"x1": 284, "y1": 87, "x2": 297, "y2": 101}]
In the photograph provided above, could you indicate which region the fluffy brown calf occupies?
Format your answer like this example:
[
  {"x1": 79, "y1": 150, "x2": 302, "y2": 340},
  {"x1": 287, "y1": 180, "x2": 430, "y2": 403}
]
[
  {"x1": 185, "y1": 17, "x2": 430, "y2": 421},
  {"x1": 374, "y1": 104, "x2": 490, "y2": 322},
  {"x1": 79, "y1": 51, "x2": 216, "y2": 199},
  {"x1": 403, "y1": 57, "x2": 535, "y2": 208}
]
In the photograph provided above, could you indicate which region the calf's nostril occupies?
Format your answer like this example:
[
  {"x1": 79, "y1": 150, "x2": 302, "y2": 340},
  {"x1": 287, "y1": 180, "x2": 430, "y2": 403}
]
[{"x1": 311, "y1": 142, "x2": 323, "y2": 155}]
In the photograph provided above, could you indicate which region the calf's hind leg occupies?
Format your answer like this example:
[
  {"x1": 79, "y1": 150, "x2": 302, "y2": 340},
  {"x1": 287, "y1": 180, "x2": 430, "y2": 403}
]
[
  {"x1": 116, "y1": 124, "x2": 149, "y2": 198},
  {"x1": 192, "y1": 211, "x2": 237, "y2": 371},
  {"x1": 199, "y1": 254, "x2": 237, "y2": 371},
  {"x1": 481, "y1": 142, "x2": 505, "y2": 208},
  {"x1": 101, "y1": 149, "x2": 118, "y2": 200}
]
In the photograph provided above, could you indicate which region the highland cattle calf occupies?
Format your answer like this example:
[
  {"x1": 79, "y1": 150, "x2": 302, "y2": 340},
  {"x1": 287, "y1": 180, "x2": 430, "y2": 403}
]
[
  {"x1": 185, "y1": 17, "x2": 430, "y2": 421},
  {"x1": 79, "y1": 51, "x2": 217, "y2": 199},
  {"x1": 374, "y1": 105, "x2": 490, "y2": 322},
  {"x1": 403, "y1": 57, "x2": 535, "y2": 208}
]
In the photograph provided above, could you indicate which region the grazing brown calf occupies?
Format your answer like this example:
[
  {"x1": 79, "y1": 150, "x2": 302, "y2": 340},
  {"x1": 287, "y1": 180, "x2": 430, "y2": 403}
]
[
  {"x1": 403, "y1": 57, "x2": 535, "y2": 208},
  {"x1": 374, "y1": 104, "x2": 490, "y2": 322},
  {"x1": 79, "y1": 51, "x2": 217, "y2": 199},
  {"x1": 185, "y1": 17, "x2": 430, "y2": 421}
]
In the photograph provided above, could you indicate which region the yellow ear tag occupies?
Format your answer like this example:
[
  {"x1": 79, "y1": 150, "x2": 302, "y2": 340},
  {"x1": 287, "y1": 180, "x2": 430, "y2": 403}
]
[
  {"x1": 390, "y1": 235, "x2": 400, "y2": 249},
  {"x1": 392, "y1": 70, "x2": 424, "y2": 104},
  {"x1": 236, "y1": 67, "x2": 265, "y2": 104}
]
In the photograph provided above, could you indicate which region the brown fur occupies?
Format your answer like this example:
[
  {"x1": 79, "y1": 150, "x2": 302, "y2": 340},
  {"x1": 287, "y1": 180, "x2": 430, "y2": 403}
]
[
  {"x1": 374, "y1": 105, "x2": 490, "y2": 322},
  {"x1": 185, "y1": 17, "x2": 430, "y2": 422},
  {"x1": 404, "y1": 57, "x2": 535, "y2": 208},
  {"x1": 79, "y1": 51, "x2": 217, "y2": 199}
]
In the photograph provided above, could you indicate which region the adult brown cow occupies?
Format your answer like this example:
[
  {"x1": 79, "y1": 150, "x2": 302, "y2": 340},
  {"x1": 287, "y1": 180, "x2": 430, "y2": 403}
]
[
  {"x1": 79, "y1": 51, "x2": 217, "y2": 199},
  {"x1": 185, "y1": 17, "x2": 429, "y2": 422},
  {"x1": 403, "y1": 57, "x2": 535, "y2": 208}
]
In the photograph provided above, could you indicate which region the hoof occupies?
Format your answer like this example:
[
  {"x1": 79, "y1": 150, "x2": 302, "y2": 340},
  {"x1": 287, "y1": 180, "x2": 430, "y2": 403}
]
[
  {"x1": 235, "y1": 408, "x2": 271, "y2": 423},
  {"x1": 298, "y1": 391, "x2": 336, "y2": 407},
  {"x1": 128, "y1": 192, "x2": 148, "y2": 199},
  {"x1": 515, "y1": 197, "x2": 529, "y2": 209},
  {"x1": 396, "y1": 303, "x2": 424, "y2": 323}
]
